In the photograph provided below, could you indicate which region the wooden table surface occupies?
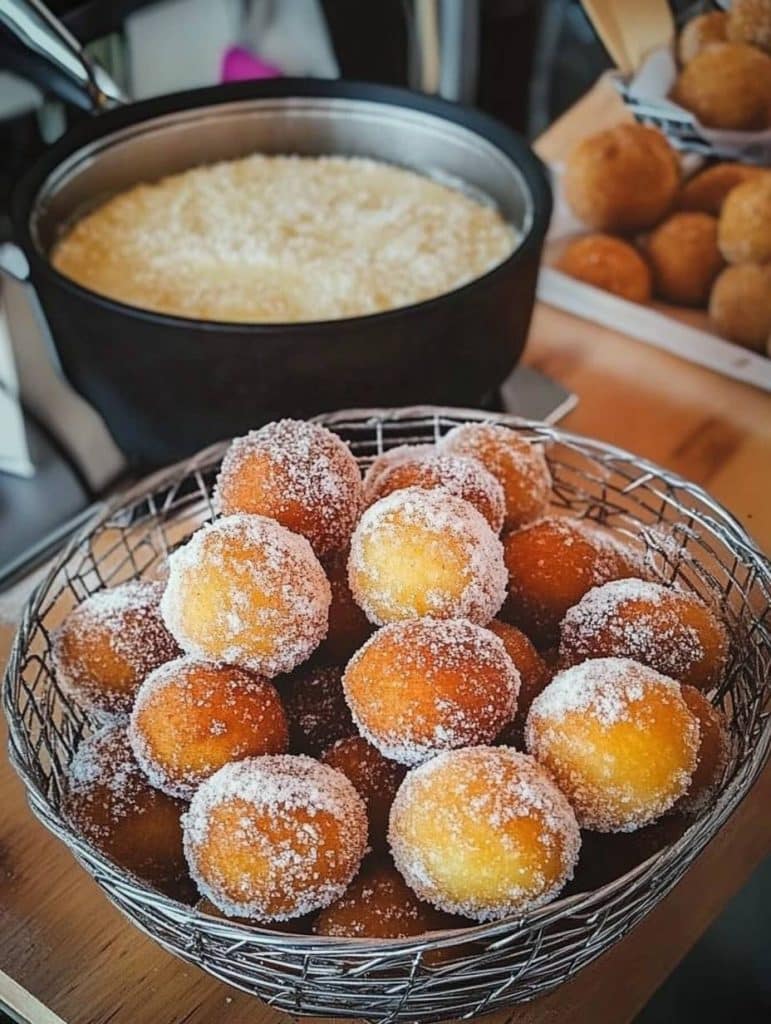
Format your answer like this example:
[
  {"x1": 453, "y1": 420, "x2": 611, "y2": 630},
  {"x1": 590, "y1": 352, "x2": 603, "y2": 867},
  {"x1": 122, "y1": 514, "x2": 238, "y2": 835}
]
[{"x1": 1, "y1": 81, "x2": 770, "y2": 1024}]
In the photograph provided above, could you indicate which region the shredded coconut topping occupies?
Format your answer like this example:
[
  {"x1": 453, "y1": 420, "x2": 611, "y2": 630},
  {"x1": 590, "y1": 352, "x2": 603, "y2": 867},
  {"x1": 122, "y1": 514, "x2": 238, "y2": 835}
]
[
  {"x1": 214, "y1": 419, "x2": 363, "y2": 556},
  {"x1": 348, "y1": 487, "x2": 507, "y2": 625},
  {"x1": 183, "y1": 755, "x2": 368, "y2": 920},
  {"x1": 160, "y1": 514, "x2": 331, "y2": 677}
]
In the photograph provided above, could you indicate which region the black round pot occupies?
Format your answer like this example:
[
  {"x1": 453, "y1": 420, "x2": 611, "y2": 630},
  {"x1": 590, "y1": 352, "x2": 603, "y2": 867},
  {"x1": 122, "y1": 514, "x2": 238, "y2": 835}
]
[{"x1": 11, "y1": 78, "x2": 552, "y2": 468}]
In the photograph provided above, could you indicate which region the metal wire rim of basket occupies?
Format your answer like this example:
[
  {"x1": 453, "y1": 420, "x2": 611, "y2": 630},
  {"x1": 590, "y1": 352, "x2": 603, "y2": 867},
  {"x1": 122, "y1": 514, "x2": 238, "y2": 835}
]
[{"x1": 4, "y1": 406, "x2": 770, "y2": 1024}]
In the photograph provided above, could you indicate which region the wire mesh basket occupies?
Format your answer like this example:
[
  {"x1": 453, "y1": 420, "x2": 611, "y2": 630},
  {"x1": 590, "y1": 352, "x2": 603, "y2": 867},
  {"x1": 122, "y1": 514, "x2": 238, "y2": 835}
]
[{"x1": 4, "y1": 406, "x2": 771, "y2": 1024}]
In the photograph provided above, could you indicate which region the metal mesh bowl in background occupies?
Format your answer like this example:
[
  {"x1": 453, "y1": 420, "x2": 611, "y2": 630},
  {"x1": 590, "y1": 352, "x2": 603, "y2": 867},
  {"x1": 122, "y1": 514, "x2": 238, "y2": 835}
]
[{"x1": 4, "y1": 406, "x2": 770, "y2": 1024}]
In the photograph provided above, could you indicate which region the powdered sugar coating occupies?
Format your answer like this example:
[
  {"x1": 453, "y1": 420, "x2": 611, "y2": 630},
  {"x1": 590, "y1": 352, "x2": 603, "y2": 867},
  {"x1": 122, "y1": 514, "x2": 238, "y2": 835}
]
[
  {"x1": 129, "y1": 656, "x2": 288, "y2": 799},
  {"x1": 343, "y1": 618, "x2": 520, "y2": 766},
  {"x1": 526, "y1": 658, "x2": 700, "y2": 832},
  {"x1": 440, "y1": 422, "x2": 552, "y2": 529},
  {"x1": 183, "y1": 755, "x2": 368, "y2": 920},
  {"x1": 348, "y1": 487, "x2": 507, "y2": 626},
  {"x1": 362, "y1": 444, "x2": 436, "y2": 503},
  {"x1": 52, "y1": 580, "x2": 181, "y2": 714},
  {"x1": 215, "y1": 420, "x2": 363, "y2": 557},
  {"x1": 389, "y1": 746, "x2": 581, "y2": 921},
  {"x1": 160, "y1": 514, "x2": 331, "y2": 677},
  {"x1": 365, "y1": 450, "x2": 506, "y2": 532},
  {"x1": 559, "y1": 578, "x2": 728, "y2": 690}
]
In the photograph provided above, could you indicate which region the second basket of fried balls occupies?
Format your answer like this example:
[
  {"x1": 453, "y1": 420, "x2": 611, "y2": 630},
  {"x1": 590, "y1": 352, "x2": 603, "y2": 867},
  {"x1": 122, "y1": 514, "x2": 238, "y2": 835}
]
[
  {"x1": 557, "y1": 112, "x2": 771, "y2": 355},
  {"x1": 57, "y1": 418, "x2": 731, "y2": 947}
]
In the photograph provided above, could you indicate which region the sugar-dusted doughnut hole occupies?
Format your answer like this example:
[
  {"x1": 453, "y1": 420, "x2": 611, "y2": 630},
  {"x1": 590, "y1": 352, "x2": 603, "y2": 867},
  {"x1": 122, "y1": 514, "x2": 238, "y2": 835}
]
[
  {"x1": 439, "y1": 422, "x2": 551, "y2": 531},
  {"x1": 129, "y1": 658, "x2": 288, "y2": 799},
  {"x1": 52, "y1": 580, "x2": 180, "y2": 715},
  {"x1": 321, "y1": 736, "x2": 406, "y2": 847},
  {"x1": 487, "y1": 619, "x2": 551, "y2": 746},
  {"x1": 317, "y1": 548, "x2": 374, "y2": 665},
  {"x1": 343, "y1": 618, "x2": 519, "y2": 765},
  {"x1": 365, "y1": 449, "x2": 506, "y2": 532},
  {"x1": 160, "y1": 514, "x2": 331, "y2": 677},
  {"x1": 559, "y1": 578, "x2": 729, "y2": 691},
  {"x1": 389, "y1": 746, "x2": 581, "y2": 921},
  {"x1": 215, "y1": 419, "x2": 363, "y2": 557},
  {"x1": 502, "y1": 516, "x2": 638, "y2": 647},
  {"x1": 675, "y1": 686, "x2": 730, "y2": 816},
  {"x1": 348, "y1": 487, "x2": 507, "y2": 625},
  {"x1": 526, "y1": 658, "x2": 700, "y2": 832},
  {"x1": 63, "y1": 724, "x2": 194, "y2": 901},
  {"x1": 183, "y1": 755, "x2": 368, "y2": 921}
]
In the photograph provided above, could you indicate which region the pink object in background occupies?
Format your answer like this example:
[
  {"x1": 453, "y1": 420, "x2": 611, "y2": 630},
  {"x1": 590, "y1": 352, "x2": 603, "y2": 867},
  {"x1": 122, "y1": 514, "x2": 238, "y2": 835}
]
[{"x1": 221, "y1": 46, "x2": 282, "y2": 83}]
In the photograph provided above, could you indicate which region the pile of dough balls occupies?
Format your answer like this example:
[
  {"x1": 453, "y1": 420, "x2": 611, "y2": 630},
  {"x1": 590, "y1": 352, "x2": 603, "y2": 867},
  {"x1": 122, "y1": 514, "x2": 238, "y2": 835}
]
[
  {"x1": 55, "y1": 418, "x2": 732, "y2": 943},
  {"x1": 558, "y1": 118, "x2": 771, "y2": 355}
]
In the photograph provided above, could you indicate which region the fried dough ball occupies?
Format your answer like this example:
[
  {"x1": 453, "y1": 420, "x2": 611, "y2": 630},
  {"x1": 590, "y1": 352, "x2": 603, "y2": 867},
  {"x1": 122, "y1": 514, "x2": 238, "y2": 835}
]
[
  {"x1": 215, "y1": 419, "x2": 363, "y2": 557},
  {"x1": 197, "y1": 897, "x2": 315, "y2": 932},
  {"x1": 63, "y1": 724, "x2": 194, "y2": 900},
  {"x1": 348, "y1": 487, "x2": 507, "y2": 626},
  {"x1": 365, "y1": 450, "x2": 506, "y2": 532},
  {"x1": 321, "y1": 737, "x2": 406, "y2": 846},
  {"x1": 709, "y1": 263, "x2": 771, "y2": 350},
  {"x1": 675, "y1": 687, "x2": 730, "y2": 816},
  {"x1": 559, "y1": 578, "x2": 729, "y2": 691},
  {"x1": 525, "y1": 658, "x2": 700, "y2": 832},
  {"x1": 487, "y1": 620, "x2": 551, "y2": 745},
  {"x1": 183, "y1": 755, "x2": 368, "y2": 920},
  {"x1": 362, "y1": 444, "x2": 436, "y2": 503},
  {"x1": 281, "y1": 664, "x2": 356, "y2": 756},
  {"x1": 556, "y1": 234, "x2": 652, "y2": 303},
  {"x1": 440, "y1": 422, "x2": 551, "y2": 530},
  {"x1": 718, "y1": 175, "x2": 771, "y2": 264},
  {"x1": 389, "y1": 747, "x2": 580, "y2": 921},
  {"x1": 313, "y1": 857, "x2": 459, "y2": 938},
  {"x1": 343, "y1": 619, "x2": 519, "y2": 765},
  {"x1": 316, "y1": 548, "x2": 374, "y2": 664},
  {"x1": 52, "y1": 580, "x2": 181, "y2": 715},
  {"x1": 502, "y1": 516, "x2": 638, "y2": 647},
  {"x1": 160, "y1": 514, "x2": 331, "y2": 677},
  {"x1": 672, "y1": 43, "x2": 771, "y2": 129},
  {"x1": 646, "y1": 213, "x2": 723, "y2": 306},
  {"x1": 678, "y1": 11, "x2": 728, "y2": 64},
  {"x1": 678, "y1": 163, "x2": 768, "y2": 215},
  {"x1": 129, "y1": 658, "x2": 288, "y2": 799},
  {"x1": 563, "y1": 124, "x2": 680, "y2": 233},
  {"x1": 727, "y1": 0, "x2": 771, "y2": 54}
]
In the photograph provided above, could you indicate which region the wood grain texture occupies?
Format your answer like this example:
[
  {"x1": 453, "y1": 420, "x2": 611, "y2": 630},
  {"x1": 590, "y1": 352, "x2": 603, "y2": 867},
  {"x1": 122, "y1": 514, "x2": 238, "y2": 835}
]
[{"x1": 1, "y1": 83, "x2": 769, "y2": 1024}]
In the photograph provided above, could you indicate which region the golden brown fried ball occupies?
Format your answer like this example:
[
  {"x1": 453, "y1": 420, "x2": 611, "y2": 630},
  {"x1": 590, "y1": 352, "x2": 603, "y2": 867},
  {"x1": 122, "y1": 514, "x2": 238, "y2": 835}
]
[
  {"x1": 52, "y1": 580, "x2": 181, "y2": 715},
  {"x1": 559, "y1": 579, "x2": 729, "y2": 691},
  {"x1": 678, "y1": 163, "x2": 768, "y2": 215},
  {"x1": 317, "y1": 548, "x2": 374, "y2": 665},
  {"x1": 63, "y1": 724, "x2": 194, "y2": 900},
  {"x1": 343, "y1": 618, "x2": 519, "y2": 765},
  {"x1": 674, "y1": 687, "x2": 730, "y2": 816},
  {"x1": 183, "y1": 755, "x2": 368, "y2": 921},
  {"x1": 709, "y1": 263, "x2": 771, "y2": 350},
  {"x1": 727, "y1": 0, "x2": 771, "y2": 54},
  {"x1": 672, "y1": 43, "x2": 771, "y2": 129},
  {"x1": 321, "y1": 736, "x2": 406, "y2": 847},
  {"x1": 502, "y1": 516, "x2": 639, "y2": 647},
  {"x1": 556, "y1": 234, "x2": 652, "y2": 303},
  {"x1": 718, "y1": 175, "x2": 771, "y2": 264},
  {"x1": 389, "y1": 747, "x2": 581, "y2": 920},
  {"x1": 215, "y1": 419, "x2": 363, "y2": 558},
  {"x1": 487, "y1": 619, "x2": 551, "y2": 746},
  {"x1": 678, "y1": 11, "x2": 728, "y2": 64},
  {"x1": 129, "y1": 658, "x2": 288, "y2": 799},
  {"x1": 313, "y1": 857, "x2": 461, "y2": 939},
  {"x1": 563, "y1": 124, "x2": 680, "y2": 233},
  {"x1": 526, "y1": 659, "x2": 700, "y2": 832},
  {"x1": 646, "y1": 212, "x2": 723, "y2": 307}
]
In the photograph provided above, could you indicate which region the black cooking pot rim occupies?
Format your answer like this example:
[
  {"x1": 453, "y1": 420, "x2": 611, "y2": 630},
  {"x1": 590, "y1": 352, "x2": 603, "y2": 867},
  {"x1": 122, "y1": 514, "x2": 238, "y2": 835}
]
[{"x1": 13, "y1": 77, "x2": 552, "y2": 333}]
